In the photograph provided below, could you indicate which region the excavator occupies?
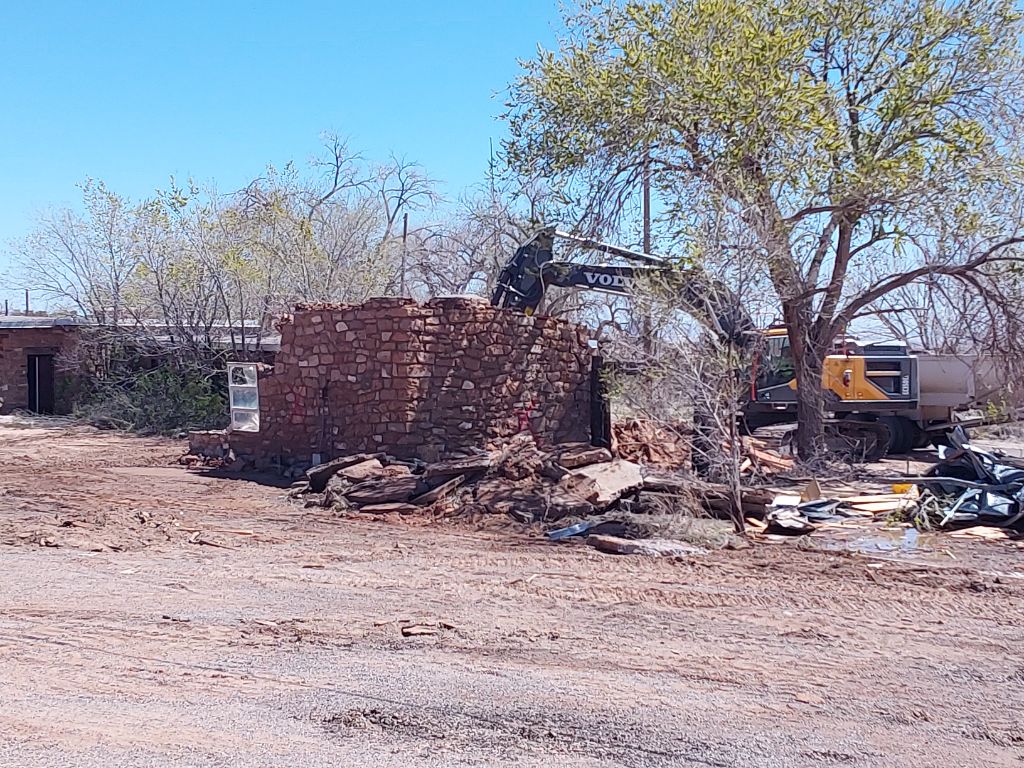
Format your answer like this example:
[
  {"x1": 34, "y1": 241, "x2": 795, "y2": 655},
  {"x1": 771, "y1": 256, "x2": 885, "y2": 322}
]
[{"x1": 491, "y1": 226, "x2": 985, "y2": 458}]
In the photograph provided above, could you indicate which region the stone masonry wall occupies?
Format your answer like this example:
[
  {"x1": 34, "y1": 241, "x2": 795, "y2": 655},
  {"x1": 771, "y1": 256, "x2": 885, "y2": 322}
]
[
  {"x1": 0, "y1": 327, "x2": 77, "y2": 414},
  {"x1": 228, "y1": 297, "x2": 595, "y2": 467}
]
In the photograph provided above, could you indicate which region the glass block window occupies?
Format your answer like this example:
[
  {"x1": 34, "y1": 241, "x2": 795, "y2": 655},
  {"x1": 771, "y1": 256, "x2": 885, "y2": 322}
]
[{"x1": 227, "y1": 363, "x2": 260, "y2": 432}]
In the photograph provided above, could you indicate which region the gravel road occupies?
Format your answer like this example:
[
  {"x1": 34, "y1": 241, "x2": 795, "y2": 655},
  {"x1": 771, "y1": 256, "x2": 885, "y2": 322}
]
[{"x1": 1, "y1": 419, "x2": 1023, "y2": 766}]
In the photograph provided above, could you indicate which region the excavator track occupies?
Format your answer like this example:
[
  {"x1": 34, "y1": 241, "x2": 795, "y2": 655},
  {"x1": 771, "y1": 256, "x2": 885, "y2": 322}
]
[{"x1": 824, "y1": 419, "x2": 891, "y2": 462}]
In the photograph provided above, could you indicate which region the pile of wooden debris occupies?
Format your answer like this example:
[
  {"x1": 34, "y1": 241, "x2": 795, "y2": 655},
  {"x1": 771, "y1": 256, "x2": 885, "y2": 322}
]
[
  {"x1": 288, "y1": 434, "x2": 774, "y2": 523},
  {"x1": 740, "y1": 436, "x2": 795, "y2": 476},
  {"x1": 612, "y1": 419, "x2": 690, "y2": 468}
]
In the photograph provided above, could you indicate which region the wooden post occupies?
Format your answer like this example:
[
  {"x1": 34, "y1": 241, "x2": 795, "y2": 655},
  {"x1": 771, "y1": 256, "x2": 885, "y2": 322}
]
[{"x1": 400, "y1": 211, "x2": 409, "y2": 296}]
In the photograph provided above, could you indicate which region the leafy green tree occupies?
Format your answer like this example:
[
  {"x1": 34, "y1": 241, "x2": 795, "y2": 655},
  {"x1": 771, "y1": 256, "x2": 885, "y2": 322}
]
[{"x1": 507, "y1": 0, "x2": 1024, "y2": 457}]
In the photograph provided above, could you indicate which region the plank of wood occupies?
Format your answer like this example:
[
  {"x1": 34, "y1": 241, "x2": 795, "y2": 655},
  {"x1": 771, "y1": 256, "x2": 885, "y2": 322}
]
[
  {"x1": 401, "y1": 624, "x2": 438, "y2": 637},
  {"x1": 749, "y1": 447, "x2": 795, "y2": 469},
  {"x1": 423, "y1": 455, "x2": 493, "y2": 480},
  {"x1": 356, "y1": 502, "x2": 420, "y2": 515},
  {"x1": 840, "y1": 494, "x2": 905, "y2": 504},
  {"x1": 587, "y1": 535, "x2": 708, "y2": 557},
  {"x1": 558, "y1": 447, "x2": 613, "y2": 469},
  {"x1": 843, "y1": 501, "x2": 903, "y2": 514},
  {"x1": 800, "y1": 479, "x2": 822, "y2": 502},
  {"x1": 306, "y1": 453, "x2": 382, "y2": 491},
  {"x1": 949, "y1": 526, "x2": 1008, "y2": 540},
  {"x1": 411, "y1": 474, "x2": 466, "y2": 506},
  {"x1": 837, "y1": 507, "x2": 878, "y2": 517},
  {"x1": 344, "y1": 476, "x2": 424, "y2": 505},
  {"x1": 565, "y1": 459, "x2": 644, "y2": 508}
]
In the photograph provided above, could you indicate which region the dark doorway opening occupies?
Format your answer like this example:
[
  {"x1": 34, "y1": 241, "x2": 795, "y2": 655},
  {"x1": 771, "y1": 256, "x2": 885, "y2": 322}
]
[
  {"x1": 590, "y1": 357, "x2": 611, "y2": 448},
  {"x1": 27, "y1": 354, "x2": 55, "y2": 413}
]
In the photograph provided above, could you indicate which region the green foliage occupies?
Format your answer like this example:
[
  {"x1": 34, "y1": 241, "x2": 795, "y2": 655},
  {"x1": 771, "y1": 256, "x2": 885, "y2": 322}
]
[
  {"x1": 74, "y1": 364, "x2": 227, "y2": 435},
  {"x1": 508, "y1": 0, "x2": 1024, "y2": 248}
]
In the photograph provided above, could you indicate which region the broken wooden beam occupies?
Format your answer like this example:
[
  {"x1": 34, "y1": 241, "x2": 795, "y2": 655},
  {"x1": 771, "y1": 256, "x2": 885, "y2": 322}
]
[
  {"x1": 344, "y1": 475, "x2": 425, "y2": 506},
  {"x1": 587, "y1": 535, "x2": 708, "y2": 557},
  {"x1": 306, "y1": 453, "x2": 384, "y2": 492},
  {"x1": 423, "y1": 455, "x2": 494, "y2": 481},
  {"x1": 562, "y1": 458, "x2": 644, "y2": 508},
  {"x1": 411, "y1": 474, "x2": 466, "y2": 506}
]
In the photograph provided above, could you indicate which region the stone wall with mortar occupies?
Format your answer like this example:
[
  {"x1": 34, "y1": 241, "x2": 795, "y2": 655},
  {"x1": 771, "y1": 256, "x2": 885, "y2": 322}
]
[{"x1": 226, "y1": 297, "x2": 595, "y2": 467}]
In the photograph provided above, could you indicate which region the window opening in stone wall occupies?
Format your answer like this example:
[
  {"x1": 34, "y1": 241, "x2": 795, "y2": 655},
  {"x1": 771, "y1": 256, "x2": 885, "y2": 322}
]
[{"x1": 228, "y1": 363, "x2": 260, "y2": 432}]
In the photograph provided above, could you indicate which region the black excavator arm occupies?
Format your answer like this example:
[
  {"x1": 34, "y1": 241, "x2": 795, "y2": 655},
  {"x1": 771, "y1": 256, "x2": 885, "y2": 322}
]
[{"x1": 491, "y1": 226, "x2": 757, "y2": 349}]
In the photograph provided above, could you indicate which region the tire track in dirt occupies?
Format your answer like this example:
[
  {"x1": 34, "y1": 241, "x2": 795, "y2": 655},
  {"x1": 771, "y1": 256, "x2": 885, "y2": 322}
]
[{"x1": 497, "y1": 572, "x2": 1024, "y2": 628}]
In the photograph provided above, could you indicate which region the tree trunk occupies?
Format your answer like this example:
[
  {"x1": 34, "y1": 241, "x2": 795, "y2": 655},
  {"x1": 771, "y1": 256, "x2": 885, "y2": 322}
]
[
  {"x1": 783, "y1": 301, "x2": 827, "y2": 461},
  {"x1": 793, "y1": 353, "x2": 826, "y2": 460}
]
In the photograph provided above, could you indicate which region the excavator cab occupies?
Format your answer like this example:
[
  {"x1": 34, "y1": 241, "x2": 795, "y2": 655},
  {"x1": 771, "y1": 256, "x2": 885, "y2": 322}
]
[{"x1": 753, "y1": 327, "x2": 796, "y2": 395}]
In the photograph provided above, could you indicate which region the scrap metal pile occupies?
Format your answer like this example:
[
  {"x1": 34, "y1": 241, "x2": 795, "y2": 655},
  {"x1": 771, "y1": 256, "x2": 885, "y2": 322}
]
[
  {"x1": 913, "y1": 428, "x2": 1024, "y2": 531},
  {"x1": 754, "y1": 427, "x2": 1024, "y2": 540}
]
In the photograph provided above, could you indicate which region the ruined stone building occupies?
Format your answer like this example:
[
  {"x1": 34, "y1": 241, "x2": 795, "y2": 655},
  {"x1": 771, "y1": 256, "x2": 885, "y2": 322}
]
[
  {"x1": 0, "y1": 317, "x2": 82, "y2": 414},
  {"x1": 198, "y1": 297, "x2": 600, "y2": 467}
]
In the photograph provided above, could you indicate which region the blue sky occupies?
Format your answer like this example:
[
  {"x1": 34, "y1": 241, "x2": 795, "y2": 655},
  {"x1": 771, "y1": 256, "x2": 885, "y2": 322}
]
[{"x1": 0, "y1": 0, "x2": 562, "y2": 296}]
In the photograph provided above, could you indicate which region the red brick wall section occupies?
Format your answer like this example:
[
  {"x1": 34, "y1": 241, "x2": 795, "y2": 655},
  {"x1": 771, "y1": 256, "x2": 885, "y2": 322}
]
[
  {"x1": 0, "y1": 327, "x2": 77, "y2": 414},
  {"x1": 227, "y1": 297, "x2": 595, "y2": 467}
]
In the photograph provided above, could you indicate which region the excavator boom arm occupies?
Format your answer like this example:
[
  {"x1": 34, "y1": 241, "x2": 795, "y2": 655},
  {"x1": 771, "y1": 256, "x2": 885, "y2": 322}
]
[{"x1": 491, "y1": 226, "x2": 757, "y2": 349}]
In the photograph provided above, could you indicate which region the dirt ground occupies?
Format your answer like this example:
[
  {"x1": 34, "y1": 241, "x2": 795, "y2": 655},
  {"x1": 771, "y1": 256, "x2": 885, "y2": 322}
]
[{"x1": 1, "y1": 417, "x2": 1023, "y2": 767}]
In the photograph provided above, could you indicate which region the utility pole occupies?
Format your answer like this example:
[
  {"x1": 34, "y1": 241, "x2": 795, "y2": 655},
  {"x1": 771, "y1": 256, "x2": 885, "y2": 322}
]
[
  {"x1": 641, "y1": 153, "x2": 655, "y2": 356},
  {"x1": 642, "y1": 157, "x2": 652, "y2": 254},
  {"x1": 24, "y1": 289, "x2": 29, "y2": 315},
  {"x1": 400, "y1": 211, "x2": 409, "y2": 296},
  {"x1": 4, "y1": 299, "x2": 8, "y2": 316}
]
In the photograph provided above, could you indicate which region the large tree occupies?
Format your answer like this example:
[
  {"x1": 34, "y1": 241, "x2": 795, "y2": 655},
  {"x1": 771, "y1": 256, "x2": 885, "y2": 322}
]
[{"x1": 506, "y1": 0, "x2": 1024, "y2": 457}]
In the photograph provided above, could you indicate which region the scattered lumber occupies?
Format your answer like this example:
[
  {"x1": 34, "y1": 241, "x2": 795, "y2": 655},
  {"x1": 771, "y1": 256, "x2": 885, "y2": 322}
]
[
  {"x1": 736, "y1": 436, "x2": 795, "y2": 476},
  {"x1": 612, "y1": 419, "x2": 690, "y2": 467},
  {"x1": 291, "y1": 437, "x2": 777, "y2": 525},
  {"x1": 474, "y1": 478, "x2": 594, "y2": 521}
]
